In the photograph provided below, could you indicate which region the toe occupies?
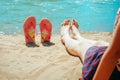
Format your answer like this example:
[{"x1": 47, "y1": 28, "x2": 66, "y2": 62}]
[{"x1": 72, "y1": 19, "x2": 79, "y2": 28}]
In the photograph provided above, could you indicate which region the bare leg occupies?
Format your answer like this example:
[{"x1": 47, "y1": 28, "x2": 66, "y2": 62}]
[
  {"x1": 61, "y1": 20, "x2": 81, "y2": 56},
  {"x1": 61, "y1": 20, "x2": 102, "y2": 61},
  {"x1": 61, "y1": 20, "x2": 109, "y2": 62},
  {"x1": 93, "y1": 16, "x2": 120, "y2": 80},
  {"x1": 61, "y1": 20, "x2": 87, "y2": 62}
]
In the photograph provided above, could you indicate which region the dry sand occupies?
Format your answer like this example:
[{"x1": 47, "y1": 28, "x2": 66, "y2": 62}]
[{"x1": 0, "y1": 32, "x2": 112, "y2": 80}]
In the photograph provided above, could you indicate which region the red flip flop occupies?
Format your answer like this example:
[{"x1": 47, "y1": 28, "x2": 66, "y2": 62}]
[
  {"x1": 23, "y1": 16, "x2": 36, "y2": 44},
  {"x1": 40, "y1": 18, "x2": 52, "y2": 43}
]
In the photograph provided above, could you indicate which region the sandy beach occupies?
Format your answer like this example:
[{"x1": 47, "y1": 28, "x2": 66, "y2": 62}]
[{"x1": 0, "y1": 32, "x2": 112, "y2": 80}]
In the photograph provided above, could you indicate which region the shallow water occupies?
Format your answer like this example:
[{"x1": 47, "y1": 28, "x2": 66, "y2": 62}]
[{"x1": 0, "y1": 0, "x2": 120, "y2": 34}]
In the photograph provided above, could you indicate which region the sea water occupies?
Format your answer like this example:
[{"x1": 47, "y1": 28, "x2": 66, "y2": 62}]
[{"x1": 0, "y1": 0, "x2": 120, "y2": 34}]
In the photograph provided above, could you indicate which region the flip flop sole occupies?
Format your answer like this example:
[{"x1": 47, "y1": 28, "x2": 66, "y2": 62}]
[
  {"x1": 23, "y1": 16, "x2": 36, "y2": 44},
  {"x1": 40, "y1": 18, "x2": 52, "y2": 42}
]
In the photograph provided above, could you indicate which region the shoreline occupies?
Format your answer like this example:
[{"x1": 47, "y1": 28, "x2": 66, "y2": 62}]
[{"x1": 0, "y1": 32, "x2": 112, "y2": 42}]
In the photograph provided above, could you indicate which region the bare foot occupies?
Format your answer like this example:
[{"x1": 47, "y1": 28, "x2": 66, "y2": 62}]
[
  {"x1": 71, "y1": 19, "x2": 80, "y2": 40},
  {"x1": 61, "y1": 20, "x2": 71, "y2": 44},
  {"x1": 61, "y1": 20, "x2": 70, "y2": 26},
  {"x1": 72, "y1": 19, "x2": 79, "y2": 29}
]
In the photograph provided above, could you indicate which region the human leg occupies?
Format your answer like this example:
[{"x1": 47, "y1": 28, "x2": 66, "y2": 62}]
[
  {"x1": 61, "y1": 20, "x2": 103, "y2": 62},
  {"x1": 61, "y1": 20, "x2": 90, "y2": 62},
  {"x1": 71, "y1": 19, "x2": 109, "y2": 46},
  {"x1": 61, "y1": 19, "x2": 109, "y2": 62},
  {"x1": 61, "y1": 20, "x2": 83, "y2": 57}
]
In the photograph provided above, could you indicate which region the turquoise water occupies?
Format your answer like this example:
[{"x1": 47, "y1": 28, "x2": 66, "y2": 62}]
[{"x1": 0, "y1": 0, "x2": 120, "y2": 34}]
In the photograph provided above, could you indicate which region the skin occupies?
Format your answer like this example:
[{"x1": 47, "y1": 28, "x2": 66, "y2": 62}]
[
  {"x1": 93, "y1": 16, "x2": 120, "y2": 80},
  {"x1": 61, "y1": 18, "x2": 120, "y2": 79},
  {"x1": 61, "y1": 19, "x2": 109, "y2": 62}
]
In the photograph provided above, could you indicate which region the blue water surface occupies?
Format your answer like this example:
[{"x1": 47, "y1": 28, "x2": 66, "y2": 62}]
[{"x1": 0, "y1": 0, "x2": 120, "y2": 34}]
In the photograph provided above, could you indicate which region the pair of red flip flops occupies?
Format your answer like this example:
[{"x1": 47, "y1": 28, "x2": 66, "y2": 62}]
[{"x1": 23, "y1": 16, "x2": 53, "y2": 47}]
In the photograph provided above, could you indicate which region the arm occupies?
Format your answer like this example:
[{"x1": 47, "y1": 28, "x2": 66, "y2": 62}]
[
  {"x1": 93, "y1": 21, "x2": 120, "y2": 80},
  {"x1": 93, "y1": 47, "x2": 119, "y2": 80}
]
